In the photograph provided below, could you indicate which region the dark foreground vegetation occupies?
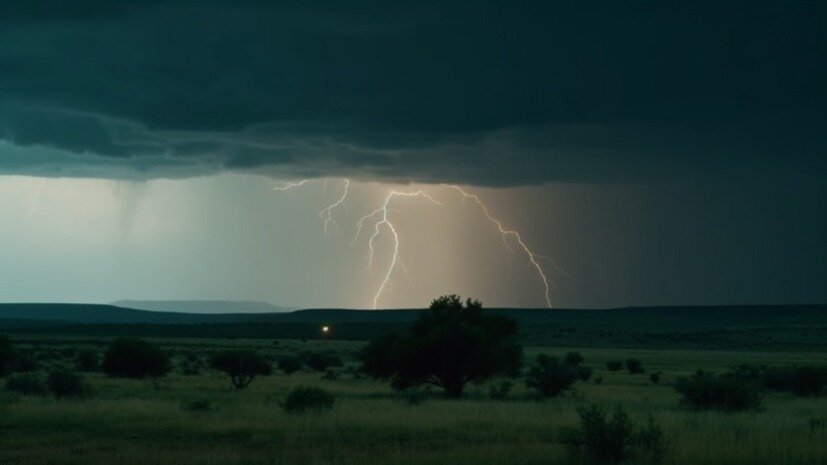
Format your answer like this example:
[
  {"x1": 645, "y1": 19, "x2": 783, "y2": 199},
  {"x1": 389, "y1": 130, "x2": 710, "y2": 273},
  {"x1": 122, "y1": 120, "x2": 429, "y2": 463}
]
[{"x1": 0, "y1": 298, "x2": 826, "y2": 465}]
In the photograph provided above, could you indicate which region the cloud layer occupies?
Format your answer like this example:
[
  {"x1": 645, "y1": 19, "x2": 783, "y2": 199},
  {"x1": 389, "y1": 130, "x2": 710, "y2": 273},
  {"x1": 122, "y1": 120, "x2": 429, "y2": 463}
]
[{"x1": 0, "y1": 1, "x2": 824, "y2": 185}]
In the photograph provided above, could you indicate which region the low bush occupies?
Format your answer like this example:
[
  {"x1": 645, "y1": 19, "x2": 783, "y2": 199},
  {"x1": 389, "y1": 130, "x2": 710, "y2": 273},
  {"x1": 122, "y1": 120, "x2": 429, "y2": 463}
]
[
  {"x1": 0, "y1": 336, "x2": 15, "y2": 376},
  {"x1": 675, "y1": 372, "x2": 762, "y2": 411},
  {"x1": 302, "y1": 351, "x2": 343, "y2": 372},
  {"x1": 47, "y1": 367, "x2": 87, "y2": 399},
  {"x1": 526, "y1": 354, "x2": 577, "y2": 398},
  {"x1": 177, "y1": 353, "x2": 205, "y2": 376},
  {"x1": 606, "y1": 361, "x2": 623, "y2": 372},
  {"x1": 280, "y1": 386, "x2": 335, "y2": 414},
  {"x1": 180, "y1": 399, "x2": 212, "y2": 412},
  {"x1": 763, "y1": 366, "x2": 826, "y2": 397},
  {"x1": 277, "y1": 354, "x2": 303, "y2": 375},
  {"x1": 103, "y1": 339, "x2": 170, "y2": 379},
  {"x1": 321, "y1": 368, "x2": 339, "y2": 380},
  {"x1": 75, "y1": 349, "x2": 99, "y2": 372},
  {"x1": 13, "y1": 351, "x2": 38, "y2": 373},
  {"x1": 561, "y1": 404, "x2": 667, "y2": 464},
  {"x1": 488, "y1": 379, "x2": 513, "y2": 400},
  {"x1": 5, "y1": 372, "x2": 48, "y2": 396},
  {"x1": 626, "y1": 359, "x2": 645, "y2": 374},
  {"x1": 649, "y1": 372, "x2": 661, "y2": 384},
  {"x1": 577, "y1": 366, "x2": 594, "y2": 382},
  {"x1": 565, "y1": 352, "x2": 584, "y2": 366},
  {"x1": 594, "y1": 375, "x2": 604, "y2": 385},
  {"x1": 400, "y1": 387, "x2": 432, "y2": 405}
]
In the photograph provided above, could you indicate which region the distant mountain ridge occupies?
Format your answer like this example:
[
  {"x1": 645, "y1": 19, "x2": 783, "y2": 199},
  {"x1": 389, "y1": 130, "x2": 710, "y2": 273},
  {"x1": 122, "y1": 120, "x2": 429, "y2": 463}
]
[
  {"x1": 1, "y1": 303, "x2": 825, "y2": 350},
  {"x1": 111, "y1": 300, "x2": 295, "y2": 314},
  {"x1": 0, "y1": 302, "x2": 824, "y2": 326}
]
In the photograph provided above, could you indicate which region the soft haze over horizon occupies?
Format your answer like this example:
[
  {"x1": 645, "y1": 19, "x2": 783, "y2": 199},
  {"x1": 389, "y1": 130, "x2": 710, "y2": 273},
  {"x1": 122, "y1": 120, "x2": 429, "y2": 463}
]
[{"x1": 0, "y1": 1, "x2": 825, "y2": 309}]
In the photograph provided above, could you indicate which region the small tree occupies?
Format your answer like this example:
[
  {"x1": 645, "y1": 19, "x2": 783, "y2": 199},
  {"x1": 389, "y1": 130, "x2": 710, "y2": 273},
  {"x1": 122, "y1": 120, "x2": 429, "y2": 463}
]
[
  {"x1": 526, "y1": 354, "x2": 578, "y2": 397},
  {"x1": 209, "y1": 350, "x2": 272, "y2": 389},
  {"x1": 626, "y1": 358, "x2": 645, "y2": 374},
  {"x1": 0, "y1": 336, "x2": 16, "y2": 376},
  {"x1": 565, "y1": 352, "x2": 584, "y2": 366},
  {"x1": 606, "y1": 361, "x2": 623, "y2": 372},
  {"x1": 47, "y1": 367, "x2": 86, "y2": 399},
  {"x1": 278, "y1": 355, "x2": 303, "y2": 375},
  {"x1": 102, "y1": 338, "x2": 170, "y2": 379},
  {"x1": 75, "y1": 349, "x2": 99, "y2": 372},
  {"x1": 360, "y1": 295, "x2": 522, "y2": 398}
]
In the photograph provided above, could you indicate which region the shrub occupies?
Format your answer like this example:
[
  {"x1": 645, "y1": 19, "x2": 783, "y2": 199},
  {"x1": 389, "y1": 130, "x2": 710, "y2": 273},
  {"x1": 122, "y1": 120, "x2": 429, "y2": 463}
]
[
  {"x1": 13, "y1": 351, "x2": 38, "y2": 373},
  {"x1": 488, "y1": 379, "x2": 514, "y2": 400},
  {"x1": 4, "y1": 372, "x2": 48, "y2": 396},
  {"x1": 303, "y1": 351, "x2": 343, "y2": 372},
  {"x1": 278, "y1": 355, "x2": 303, "y2": 375},
  {"x1": 606, "y1": 361, "x2": 623, "y2": 372},
  {"x1": 75, "y1": 349, "x2": 99, "y2": 372},
  {"x1": 0, "y1": 336, "x2": 16, "y2": 376},
  {"x1": 322, "y1": 368, "x2": 340, "y2": 380},
  {"x1": 763, "y1": 366, "x2": 826, "y2": 397},
  {"x1": 400, "y1": 388, "x2": 432, "y2": 405},
  {"x1": 788, "y1": 367, "x2": 827, "y2": 396},
  {"x1": 209, "y1": 350, "x2": 272, "y2": 389},
  {"x1": 562, "y1": 404, "x2": 666, "y2": 464},
  {"x1": 526, "y1": 354, "x2": 577, "y2": 398},
  {"x1": 178, "y1": 353, "x2": 205, "y2": 376},
  {"x1": 649, "y1": 372, "x2": 661, "y2": 384},
  {"x1": 576, "y1": 366, "x2": 593, "y2": 381},
  {"x1": 102, "y1": 338, "x2": 170, "y2": 379},
  {"x1": 594, "y1": 375, "x2": 604, "y2": 385},
  {"x1": 280, "y1": 386, "x2": 335, "y2": 414},
  {"x1": 675, "y1": 372, "x2": 762, "y2": 411},
  {"x1": 180, "y1": 399, "x2": 212, "y2": 412},
  {"x1": 565, "y1": 352, "x2": 584, "y2": 366},
  {"x1": 47, "y1": 367, "x2": 86, "y2": 399},
  {"x1": 626, "y1": 359, "x2": 645, "y2": 374}
]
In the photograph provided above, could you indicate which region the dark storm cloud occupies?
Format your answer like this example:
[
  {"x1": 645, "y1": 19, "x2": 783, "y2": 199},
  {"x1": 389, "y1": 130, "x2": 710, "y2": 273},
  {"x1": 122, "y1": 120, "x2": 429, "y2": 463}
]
[{"x1": 0, "y1": 1, "x2": 824, "y2": 184}]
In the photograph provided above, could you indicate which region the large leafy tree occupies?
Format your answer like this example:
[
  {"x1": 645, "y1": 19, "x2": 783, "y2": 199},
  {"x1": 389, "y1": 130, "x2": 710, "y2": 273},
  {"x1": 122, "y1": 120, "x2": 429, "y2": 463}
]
[{"x1": 360, "y1": 295, "x2": 522, "y2": 398}]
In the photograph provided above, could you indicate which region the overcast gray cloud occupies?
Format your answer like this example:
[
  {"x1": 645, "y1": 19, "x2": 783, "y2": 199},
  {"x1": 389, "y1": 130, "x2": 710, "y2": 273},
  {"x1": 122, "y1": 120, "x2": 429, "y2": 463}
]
[{"x1": 0, "y1": 1, "x2": 825, "y2": 185}]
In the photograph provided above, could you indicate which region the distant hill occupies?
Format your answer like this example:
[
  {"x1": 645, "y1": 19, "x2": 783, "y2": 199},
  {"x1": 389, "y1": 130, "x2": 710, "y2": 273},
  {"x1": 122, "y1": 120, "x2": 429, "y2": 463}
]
[
  {"x1": 111, "y1": 300, "x2": 294, "y2": 314},
  {"x1": 1, "y1": 303, "x2": 825, "y2": 350}
]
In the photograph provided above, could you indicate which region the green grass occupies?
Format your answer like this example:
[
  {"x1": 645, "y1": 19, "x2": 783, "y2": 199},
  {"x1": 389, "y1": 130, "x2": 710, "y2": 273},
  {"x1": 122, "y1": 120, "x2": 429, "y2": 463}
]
[{"x1": 1, "y1": 339, "x2": 826, "y2": 465}]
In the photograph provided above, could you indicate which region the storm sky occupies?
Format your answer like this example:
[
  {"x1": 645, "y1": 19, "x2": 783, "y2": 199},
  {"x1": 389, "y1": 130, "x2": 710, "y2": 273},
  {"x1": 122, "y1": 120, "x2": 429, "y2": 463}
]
[{"x1": 0, "y1": 1, "x2": 825, "y2": 308}]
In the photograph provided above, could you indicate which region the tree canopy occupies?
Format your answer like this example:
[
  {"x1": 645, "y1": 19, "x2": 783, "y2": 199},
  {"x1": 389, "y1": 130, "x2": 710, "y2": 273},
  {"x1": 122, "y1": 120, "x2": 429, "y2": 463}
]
[
  {"x1": 209, "y1": 350, "x2": 272, "y2": 389},
  {"x1": 360, "y1": 295, "x2": 522, "y2": 398}
]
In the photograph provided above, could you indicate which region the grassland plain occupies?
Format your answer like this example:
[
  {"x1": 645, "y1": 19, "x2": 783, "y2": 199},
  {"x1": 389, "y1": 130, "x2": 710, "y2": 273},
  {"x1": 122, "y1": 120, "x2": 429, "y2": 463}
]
[{"x1": 1, "y1": 338, "x2": 826, "y2": 465}]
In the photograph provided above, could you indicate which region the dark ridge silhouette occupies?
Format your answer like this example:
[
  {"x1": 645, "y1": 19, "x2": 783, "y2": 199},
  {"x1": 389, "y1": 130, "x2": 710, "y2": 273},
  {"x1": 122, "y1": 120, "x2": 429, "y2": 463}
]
[
  {"x1": 1, "y1": 303, "x2": 825, "y2": 351},
  {"x1": 111, "y1": 300, "x2": 295, "y2": 314}
]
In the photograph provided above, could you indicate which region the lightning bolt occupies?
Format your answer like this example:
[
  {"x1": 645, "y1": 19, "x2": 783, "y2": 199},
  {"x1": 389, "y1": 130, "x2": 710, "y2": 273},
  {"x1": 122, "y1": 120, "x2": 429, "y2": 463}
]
[
  {"x1": 352, "y1": 190, "x2": 443, "y2": 309},
  {"x1": 444, "y1": 185, "x2": 557, "y2": 308},
  {"x1": 27, "y1": 179, "x2": 47, "y2": 218},
  {"x1": 272, "y1": 179, "x2": 310, "y2": 191},
  {"x1": 318, "y1": 179, "x2": 349, "y2": 236},
  {"x1": 273, "y1": 179, "x2": 560, "y2": 309}
]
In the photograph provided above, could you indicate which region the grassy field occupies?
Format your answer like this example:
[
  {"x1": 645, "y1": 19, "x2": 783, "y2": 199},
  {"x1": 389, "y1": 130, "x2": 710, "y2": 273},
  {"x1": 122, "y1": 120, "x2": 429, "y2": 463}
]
[{"x1": 1, "y1": 337, "x2": 826, "y2": 465}]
